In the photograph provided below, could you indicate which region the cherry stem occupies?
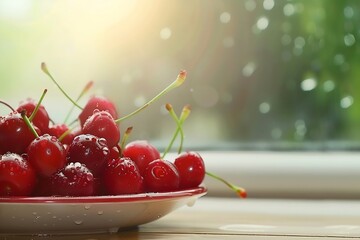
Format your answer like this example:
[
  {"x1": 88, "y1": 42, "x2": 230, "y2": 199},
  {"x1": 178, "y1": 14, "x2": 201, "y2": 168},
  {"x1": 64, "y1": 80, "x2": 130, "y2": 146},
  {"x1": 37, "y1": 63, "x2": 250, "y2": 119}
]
[
  {"x1": 120, "y1": 126, "x2": 133, "y2": 155},
  {"x1": 161, "y1": 104, "x2": 191, "y2": 159},
  {"x1": 20, "y1": 110, "x2": 39, "y2": 138},
  {"x1": 29, "y1": 89, "x2": 47, "y2": 122},
  {"x1": 115, "y1": 70, "x2": 187, "y2": 123},
  {"x1": 58, "y1": 128, "x2": 71, "y2": 142},
  {"x1": 0, "y1": 100, "x2": 15, "y2": 112},
  {"x1": 205, "y1": 171, "x2": 247, "y2": 198},
  {"x1": 64, "y1": 81, "x2": 94, "y2": 124},
  {"x1": 41, "y1": 62, "x2": 83, "y2": 110}
]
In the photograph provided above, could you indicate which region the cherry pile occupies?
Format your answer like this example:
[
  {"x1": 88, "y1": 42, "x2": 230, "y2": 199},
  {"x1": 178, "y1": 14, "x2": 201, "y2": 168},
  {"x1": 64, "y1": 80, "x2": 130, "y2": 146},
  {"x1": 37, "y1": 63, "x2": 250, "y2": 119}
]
[{"x1": 0, "y1": 63, "x2": 246, "y2": 198}]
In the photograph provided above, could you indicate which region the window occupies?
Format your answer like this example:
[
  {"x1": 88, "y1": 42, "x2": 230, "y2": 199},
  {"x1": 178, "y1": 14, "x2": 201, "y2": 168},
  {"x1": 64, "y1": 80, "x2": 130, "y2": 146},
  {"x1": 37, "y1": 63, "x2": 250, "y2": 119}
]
[{"x1": 1, "y1": 0, "x2": 359, "y2": 199}]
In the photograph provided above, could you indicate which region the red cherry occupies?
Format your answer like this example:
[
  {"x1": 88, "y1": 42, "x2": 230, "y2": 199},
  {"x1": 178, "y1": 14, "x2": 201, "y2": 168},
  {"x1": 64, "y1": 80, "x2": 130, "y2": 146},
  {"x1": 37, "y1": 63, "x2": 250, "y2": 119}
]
[
  {"x1": 49, "y1": 162, "x2": 95, "y2": 196},
  {"x1": 32, "y1": 177, "x2": 52, "y2": 196},
  {"x1": 82, "y1": 110, "x2": 120, "y2": 148},
  {"x1": 27, "y1": 134, "x2": 67, "y2": 178},
  {"x1": 103, "y1": 157, "x2": 144, "y2": 195},
  {"x1": 122, "y1": 140, "x2": 160, "y2": 176},
  {"x1": 78, "y1": 96, "x2": 118, "y2": 127},
  {"x1": 66, "y1": 134, "x2": 110, "y2": 176},
  {"x1": 174, "y1": 151, "x2": 205, "y2": 189},
  {"x1": 47, "y1": 123, "x2": 78, "y2": 145},
  {"x1": 0, "y1": 153, "x2": 36, "y2": 196},
  {"x1": 109, "y1": 145, "x2": 121, "y2": 160},
  {"x1": 16, "y1": 98, "x2": 50, "y2": 134},
  {"x1": 0, "y1": 112, "x2": 40, "y2": 154},
  {"x1": 143, "y1": 159, "x2": 180, "y2": 193}
]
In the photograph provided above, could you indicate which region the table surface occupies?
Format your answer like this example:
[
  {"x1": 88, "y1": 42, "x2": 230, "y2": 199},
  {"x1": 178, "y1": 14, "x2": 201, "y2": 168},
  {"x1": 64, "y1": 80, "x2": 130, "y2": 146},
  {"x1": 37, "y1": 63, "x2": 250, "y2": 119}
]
[{"x1": 2, "y1": 196, "x2": 360, "y2": 240}]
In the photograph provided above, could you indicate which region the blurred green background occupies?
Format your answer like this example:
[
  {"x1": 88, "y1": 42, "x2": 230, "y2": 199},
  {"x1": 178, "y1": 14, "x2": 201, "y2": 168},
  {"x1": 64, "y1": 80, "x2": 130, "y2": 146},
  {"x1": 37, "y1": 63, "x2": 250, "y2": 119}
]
[{"x1": 0, "y1": 0, "x2": 359, "y2": 150}]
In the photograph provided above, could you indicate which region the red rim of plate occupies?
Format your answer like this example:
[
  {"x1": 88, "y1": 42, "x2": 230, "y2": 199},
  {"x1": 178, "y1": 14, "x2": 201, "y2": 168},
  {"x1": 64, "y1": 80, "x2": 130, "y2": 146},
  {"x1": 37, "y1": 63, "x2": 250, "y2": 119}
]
[{"x1": 0, "y1": 186, "x2": 207, "y2": 204}]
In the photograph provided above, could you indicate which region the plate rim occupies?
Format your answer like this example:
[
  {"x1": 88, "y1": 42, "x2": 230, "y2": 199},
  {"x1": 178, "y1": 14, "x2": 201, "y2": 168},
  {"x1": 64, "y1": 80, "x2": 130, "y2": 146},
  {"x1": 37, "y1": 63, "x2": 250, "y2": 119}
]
[{"x1": 0, "y1": 186, "x2": 207, "y2": 204}]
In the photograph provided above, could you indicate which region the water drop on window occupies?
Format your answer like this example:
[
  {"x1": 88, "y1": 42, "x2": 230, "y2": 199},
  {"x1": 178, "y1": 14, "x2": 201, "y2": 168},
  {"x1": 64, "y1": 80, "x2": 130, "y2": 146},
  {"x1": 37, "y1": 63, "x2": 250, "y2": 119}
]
[
  {"x1": 294, "y1": 36, "x2": 305, "y2": 48},
  {"x1": 220, "y1": 12, "x2": 231, "y2": 23},
  {"x1": 323, "y1": 80, "x2": 335, "y2": 92},
  {"x1": 283, "y1": 4, "x2": 295, "y2": 16},
  {"x1": 301, "y1": 78, "x2": 317, "y2": 91},
  {"x1": 160, "y1": 27, "x2": 171, "y2": 40},
  {"x1": 134, "y1": 95, "x2": 146, "y2": 107},
  {"x1": 344, "y1": 6, "x2": 354, "y2": 18},
  {"x1": 256, "y1": 16, "x2": 269, "y2": 30},
  {"x1": 344, "y1": 34, "x2": 355, "y2": 47},
  {"x1": 244, "y1": 0, "x2": 256, "y2": 12},
  {"x1": 263, "y1": 0, "x2": 275, "y2": 10},
  {"x1": 340, "y1": 96, "x2": 354, "y2": 109},
  {"x1": 242, "y1": 62, "x2": 256, "y2": 77},
  {"x1": 259, "y1": 102, "x2": 271, "y2": 114}
]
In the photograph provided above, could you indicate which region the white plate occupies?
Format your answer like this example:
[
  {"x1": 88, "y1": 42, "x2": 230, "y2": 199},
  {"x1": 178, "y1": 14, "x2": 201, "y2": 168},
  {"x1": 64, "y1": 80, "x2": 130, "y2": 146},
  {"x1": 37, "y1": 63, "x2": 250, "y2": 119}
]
[{"x1": 0, "y1": 187, "x2": 207, "y2": 235}]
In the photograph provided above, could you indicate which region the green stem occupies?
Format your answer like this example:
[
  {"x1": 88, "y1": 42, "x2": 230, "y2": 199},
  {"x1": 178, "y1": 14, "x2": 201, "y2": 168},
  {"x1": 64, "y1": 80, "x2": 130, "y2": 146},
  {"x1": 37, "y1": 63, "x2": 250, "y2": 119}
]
[
  {"x1": 20, "y1": 110, "x2": 39, "y2": 138},
  {"x1": 29, "y1": 89, "x2": 47, "y2": 122},
  {"x1": 0, "y1": 100, "x2": 15, "y2": 112},
  {"x1": 161, "y1": 104, "x2": 190, "y2": 159},
  {"x1": 115, "y1": 70, "x2": 187, "y2": 124},
  {"x1": 64, "y1": 81, "x2": 94, "y2": 124},
  {"x1": 205, "y1": 171, "x2": 247, "y2": 198},
  {"x1": 58, "y1": 127, "x2": 73, "y2": 142},
  {"x1": 41, "y1": 62, "x2": 83, "y2": 110},
  {"x1": 120, "y1": 126, "x2": 133, "y2": 155}
]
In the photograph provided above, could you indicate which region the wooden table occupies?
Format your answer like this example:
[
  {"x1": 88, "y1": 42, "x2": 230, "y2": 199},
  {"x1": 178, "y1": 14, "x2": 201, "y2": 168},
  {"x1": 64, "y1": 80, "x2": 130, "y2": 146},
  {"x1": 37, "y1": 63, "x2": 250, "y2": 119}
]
[{"x1": 2, "y1": 196, "x2": 360, "y2": 239}]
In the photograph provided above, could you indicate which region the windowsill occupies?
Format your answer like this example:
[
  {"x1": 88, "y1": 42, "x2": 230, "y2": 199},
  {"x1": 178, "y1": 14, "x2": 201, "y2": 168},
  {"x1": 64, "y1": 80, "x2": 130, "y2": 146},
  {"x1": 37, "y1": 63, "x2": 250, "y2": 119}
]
[{"x1": 180, "y1": 151, "x2": 360, "y2": 199}]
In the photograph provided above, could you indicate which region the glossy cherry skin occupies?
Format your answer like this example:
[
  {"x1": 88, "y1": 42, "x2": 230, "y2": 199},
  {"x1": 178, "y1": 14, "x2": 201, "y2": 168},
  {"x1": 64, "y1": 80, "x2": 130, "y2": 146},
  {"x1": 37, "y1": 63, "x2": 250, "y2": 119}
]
[
  {"x1": 0, "y1": 153, "x2": 36, "y2": 196},
  {"x1": 82, "y1": 110, "x2": 120, "y2": 148},
  {"x1": 17, "y1": 98, "x2": 50, "y2": 134},
  {"x1": 47, "y1": 124, "x2": 79, "y2": 145},
  {"x1": 66, "y1": 134, "x2": 110, "y2": 177},
  {"x1": 27, "y1": 134, "x2": 67, "y2": 178},
  {"x1": 78, "y1": 96, "x2": 118, "y2": 127},
  {"x1": 103, "y1": 157, "x2": 144, "y2": 195},
  {"x1": 122, "y1": 140, "x2": 161, "y2": 176},
  {"x1": 0, "y1": 112, "x2": 40, "y2": 154},
  {"x1": 174, "y1": 151, "x2": 205, "y2": 189},
  {"x1": 49, "y1": 162, "x2": 95, "y2": 196},
  {"x1": 143, "y1": 159, "x2": 180, "y2": 192},
  {"x1": 109, "y1": 145, "x2": 121, "y2": 160}
]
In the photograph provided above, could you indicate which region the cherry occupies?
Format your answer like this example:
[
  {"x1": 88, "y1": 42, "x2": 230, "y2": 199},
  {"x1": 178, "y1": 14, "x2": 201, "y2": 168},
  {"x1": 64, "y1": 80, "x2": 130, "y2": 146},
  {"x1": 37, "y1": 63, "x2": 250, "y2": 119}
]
[
  {"x1": 103, "y1": 157, "x2": 144, "y2": 195},
  {"x1": 66, "y1": 134, "x2": 110, "y2": 176},
  {"x1": 174, "y1": 151, "x2": 205, "y2": 189},
  {"x1": 47, "y1": 123, "x2": 78, "y2": 145},
  {"x1": 143, "y1": 159, "x2": 180, "y2": 192},
  {"x1": 122, "y1": 140, "x2": 161, "y2": 176},
  {"x1": 79, "y1": 96, "x2": 118, "y2": 127},
  {"x1": 17, "y1": 98, "x2": 50, "y2": 134},
  {"x1": 109, "y1": 145, "x2": 121, "y2": 160},
  {"x1": 27, "y1": 134, "x2": 67, "y2": 178},
  {"x1": 164, "y1": 103, "x2": 247, "y2": 198},
  {"x1": 0, "y1": 153, "x2": 36, "y2": 196},
  {"x1": 49, "y1": 162, "x2": 95, "y2": 196},
  {"x1": 82, "y1": 110, "x2": 120, "y2": 147},
  {"x1": 0, "y1": 111, "x2": 40, "y2": 154},
  {"x1": 32, "y1": 177, "x2": 52, "y2": 196}
]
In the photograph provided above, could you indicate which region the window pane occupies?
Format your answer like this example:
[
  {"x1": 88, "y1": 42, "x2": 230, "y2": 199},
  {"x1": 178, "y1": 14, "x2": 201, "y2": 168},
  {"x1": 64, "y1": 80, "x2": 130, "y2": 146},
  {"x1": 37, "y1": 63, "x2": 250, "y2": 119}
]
[{"x1": 0, "y1": 0, "x2": 359, "y2": 150}]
